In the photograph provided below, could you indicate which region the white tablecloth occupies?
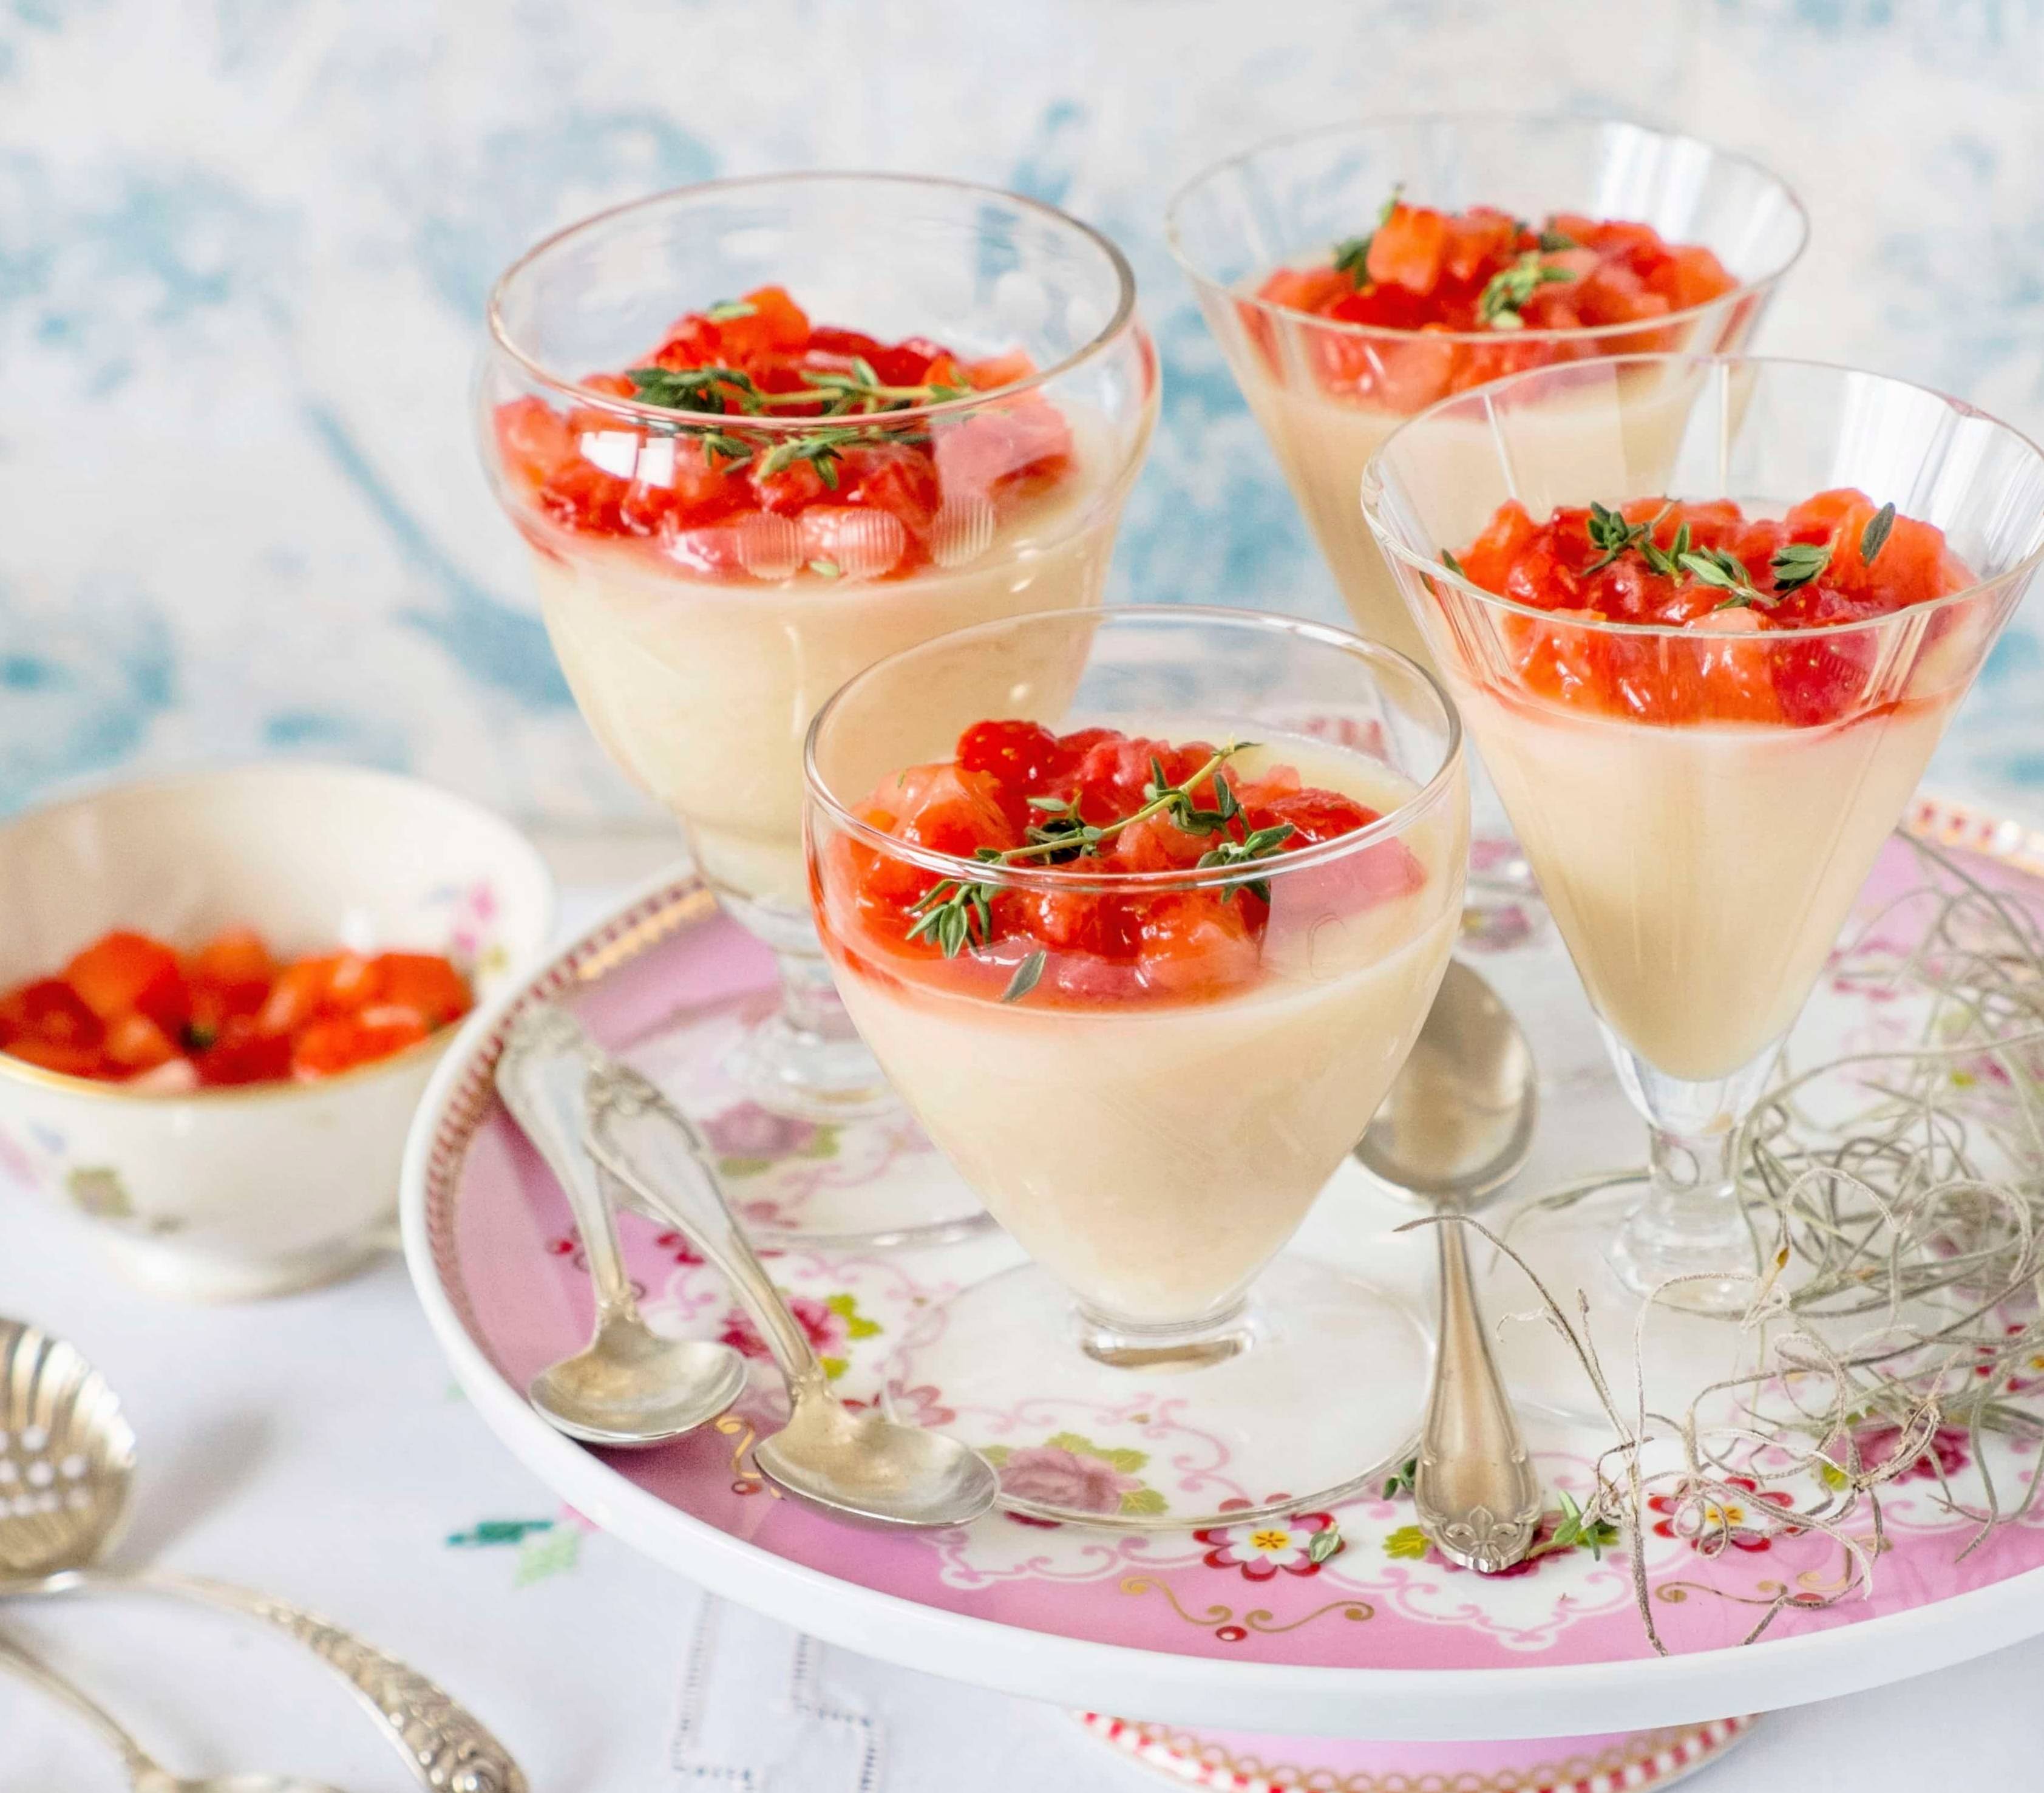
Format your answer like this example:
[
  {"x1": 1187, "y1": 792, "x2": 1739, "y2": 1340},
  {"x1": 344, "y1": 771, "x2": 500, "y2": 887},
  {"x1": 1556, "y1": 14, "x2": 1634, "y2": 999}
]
[{"x1": 4, "y1": 889, "x2": 2042, "y2": 1791}]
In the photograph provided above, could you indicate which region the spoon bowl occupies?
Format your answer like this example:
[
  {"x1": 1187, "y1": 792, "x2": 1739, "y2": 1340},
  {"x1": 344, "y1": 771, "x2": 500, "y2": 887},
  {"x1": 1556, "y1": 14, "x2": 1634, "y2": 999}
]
[
  {"x1": 1357, "y1": 959, "x2": 1538, "y2": 1206},
  {"x1": 528, "y1": 1324, "x2": 750, "y2": 1450},
  {"x1": 497, "y1": 1004, "x2": 750, "y2": 1451},
  {"x1": 583, "y1": 1060, "x2": 999, "y2": 1531},
  {"x1": 753, "y1": 1392, "x2": 1001, "y2": 1531}
]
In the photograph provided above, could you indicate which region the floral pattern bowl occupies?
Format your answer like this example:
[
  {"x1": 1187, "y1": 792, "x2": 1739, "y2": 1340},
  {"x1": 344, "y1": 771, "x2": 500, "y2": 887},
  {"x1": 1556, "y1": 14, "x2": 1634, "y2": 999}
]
[{"x1": 0, "y1": 763, "x2": 554, "y2": 1299}]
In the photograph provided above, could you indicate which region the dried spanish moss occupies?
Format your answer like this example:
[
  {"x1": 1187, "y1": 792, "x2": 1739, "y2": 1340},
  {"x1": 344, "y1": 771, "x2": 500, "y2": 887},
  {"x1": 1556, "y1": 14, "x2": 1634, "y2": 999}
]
[{"x1": 1479, "y1": 836, "x2": 2044, "y2": 1652}]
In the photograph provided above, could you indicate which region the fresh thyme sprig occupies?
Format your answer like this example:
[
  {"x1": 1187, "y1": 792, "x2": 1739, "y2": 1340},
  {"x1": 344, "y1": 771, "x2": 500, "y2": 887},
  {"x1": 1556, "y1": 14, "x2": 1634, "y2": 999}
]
[
  {"x1": 1639, "y1": 517, "x2": 1693, "y2": 579},
  {"x1": 622, "y1": 354, "x2": 969, "y2": 484},
  {"x1": 1575, "y1": 500, "x2": 1856, "y2": 610},
  {"x1": 1582, "y1": 500, "x2": 1663, "y2": 573},
  {"x1": 1859, "y1": 501, "x2": 1896, "y2": 565},
  {"x1": 1768, "y1": 539, "x2": 1832, "y2": 595},
  {"x1": 1477, "y1": 250, "x2": 1575, "y2": 329},
  {"x1": 1196, "y1": 823, "x2": 1298, "y2": 905},
  {"x1": 1680, "y1": 544, "x2": 1773, "y2": 610},
  {"x1": 628, "y1": 358, "x2": 968, "y2": 420},
  {"x1": 903, "y1": 743, "x2": 1297, "y2": 967}
]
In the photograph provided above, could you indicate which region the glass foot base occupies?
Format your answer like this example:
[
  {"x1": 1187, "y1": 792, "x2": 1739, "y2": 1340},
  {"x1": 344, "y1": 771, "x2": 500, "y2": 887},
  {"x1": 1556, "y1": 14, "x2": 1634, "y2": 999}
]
[
  {"x1": 882, "y1": 1256, "x2": 1430, "y2": 1529},
  {"x1": 620, "y1": 988, "x2": 991, "y2": 1249},
  {"x1": 1078, "y1": 1712, "x2": 1759, "y2": 1793}
]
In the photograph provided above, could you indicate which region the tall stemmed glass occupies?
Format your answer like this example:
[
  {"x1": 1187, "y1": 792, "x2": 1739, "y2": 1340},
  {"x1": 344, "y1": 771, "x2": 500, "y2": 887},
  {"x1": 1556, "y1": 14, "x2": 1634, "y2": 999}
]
[
  {"x1": 1167, "y1": 116, "x2": 1807, "y2": 673},
  {"x1": 477, "y1": 174, "x2": 1156, "y2": 1245},
  {"x1": 805, "y1": 607, "x2": 1466, "y2": 1525},
  {"x1": 1363, "y1": 357, "x2": 2044, "y2": 1371}
]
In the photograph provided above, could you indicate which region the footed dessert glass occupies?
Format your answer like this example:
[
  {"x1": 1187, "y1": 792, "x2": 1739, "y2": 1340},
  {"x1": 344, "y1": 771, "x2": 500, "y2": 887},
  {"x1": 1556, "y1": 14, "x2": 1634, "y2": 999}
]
[
  {"x1": 1167, "y1": 115, "x2": 1807, "y2": 673},
  {"x1": 1363, "y1": 356, "x2": 2044, "y2": 1372},
  {"x1": 477, "y1": 174, "x2": 1155, "y2": 1244},
  {"x1": 805, "y1": 607, "x2": 1467, "y2": 1525}
]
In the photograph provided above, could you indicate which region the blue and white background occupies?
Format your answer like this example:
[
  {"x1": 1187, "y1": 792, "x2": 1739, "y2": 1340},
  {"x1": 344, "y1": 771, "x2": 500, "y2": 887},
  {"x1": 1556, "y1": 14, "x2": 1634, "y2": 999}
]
[{"x1": 5, "y1": 1, "x2": 2042, "y2": 830}]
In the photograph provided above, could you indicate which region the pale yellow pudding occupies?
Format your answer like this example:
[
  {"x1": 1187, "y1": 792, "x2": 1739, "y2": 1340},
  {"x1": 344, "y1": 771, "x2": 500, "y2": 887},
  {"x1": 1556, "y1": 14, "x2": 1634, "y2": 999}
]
[
  {"x1": 529, "y1": 464, "x2": 1119, "y2": 912},
  {"x1": 1462, "y1": 690, "x2": 1951, "y2": 1081}
]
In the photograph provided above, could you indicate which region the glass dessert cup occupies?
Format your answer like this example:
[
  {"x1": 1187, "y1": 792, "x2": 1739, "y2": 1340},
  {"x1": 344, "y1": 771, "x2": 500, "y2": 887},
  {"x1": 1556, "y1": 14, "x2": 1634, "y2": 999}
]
[
  {"x1": 477, "y1": 174, "x2": 1155, "y2": 1244},
  {"x1": 1166, "y1": 115, "x2": 1807, "y2": 673},
  {"x1": 804, "y1": 607, "x2": 1468, "y2": 1526},
  {"x1": 1362, "y1": 355, "x2": 2044, "y2": 1414}
]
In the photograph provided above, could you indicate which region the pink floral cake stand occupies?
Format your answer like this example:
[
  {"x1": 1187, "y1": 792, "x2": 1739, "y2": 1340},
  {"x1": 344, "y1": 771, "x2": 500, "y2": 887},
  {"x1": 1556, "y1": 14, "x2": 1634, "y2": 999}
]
[{"x1": 400, "y1": 793, "x2": 2044, "y2": 1783}]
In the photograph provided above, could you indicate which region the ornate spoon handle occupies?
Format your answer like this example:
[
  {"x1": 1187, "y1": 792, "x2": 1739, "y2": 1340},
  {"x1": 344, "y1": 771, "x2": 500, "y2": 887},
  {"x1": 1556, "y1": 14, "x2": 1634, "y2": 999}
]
[
  {"x1": 4, "y1": 1567, "x2": 528, "y2": 1793},
  {"x1": 1412, "y1": 1219, "x2": 1544, "y2": 1573}
]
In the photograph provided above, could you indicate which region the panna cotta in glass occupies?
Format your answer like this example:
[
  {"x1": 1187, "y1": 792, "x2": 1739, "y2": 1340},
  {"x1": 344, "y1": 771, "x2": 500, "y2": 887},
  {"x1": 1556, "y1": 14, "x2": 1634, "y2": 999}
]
[
  {"x1": 805, "y1": 607, "x2": 1467, "y2": 1526},
  {"x1": 477, "y1": 175, "x2": 1155, "y2": 1244},
  {"x1": 1363, "y1": 355, "x2": 2044, "y2": 1335},
  {"x1": 1168, "y1": 117, "x2": 1808, "y2": 674}
]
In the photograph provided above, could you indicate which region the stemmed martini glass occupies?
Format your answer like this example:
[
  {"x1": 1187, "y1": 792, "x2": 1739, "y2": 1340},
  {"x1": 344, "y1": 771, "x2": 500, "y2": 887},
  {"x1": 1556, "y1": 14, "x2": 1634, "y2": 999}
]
[{"x1": 1362, "y1": 354, "x2": 2044, "y2": 1412}]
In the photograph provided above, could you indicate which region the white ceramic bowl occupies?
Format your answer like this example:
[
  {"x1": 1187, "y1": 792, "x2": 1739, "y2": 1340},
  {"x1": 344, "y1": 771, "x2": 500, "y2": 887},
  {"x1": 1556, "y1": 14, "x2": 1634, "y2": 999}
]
[{"x1": 0, "y1": 764, "x2": 555, "y2": 1300}]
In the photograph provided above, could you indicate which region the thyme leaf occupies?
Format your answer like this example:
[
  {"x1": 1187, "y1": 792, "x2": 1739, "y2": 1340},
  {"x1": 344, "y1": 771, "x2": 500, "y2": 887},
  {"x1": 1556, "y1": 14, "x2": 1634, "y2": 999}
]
[{"x1": 1477, "y1": 250, "x2": 1575, "y2": 329}]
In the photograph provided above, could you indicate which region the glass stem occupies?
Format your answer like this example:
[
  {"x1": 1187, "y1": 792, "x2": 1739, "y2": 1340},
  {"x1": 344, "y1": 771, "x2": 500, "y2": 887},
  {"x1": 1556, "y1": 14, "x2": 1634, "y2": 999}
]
[
  {"x1": 1610, "y1": 1124, "x2": 1757, "y2": 1310},
  {"x1": 775, "y1": 950, "x2": 861, "y2": 1046}
]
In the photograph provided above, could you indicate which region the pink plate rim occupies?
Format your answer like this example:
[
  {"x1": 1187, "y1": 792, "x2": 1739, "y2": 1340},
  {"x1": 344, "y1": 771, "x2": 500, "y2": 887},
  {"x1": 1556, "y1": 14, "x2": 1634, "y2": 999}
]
[{"x1": 398, "y1": 795, "x2": 2044, "y2": 1739}]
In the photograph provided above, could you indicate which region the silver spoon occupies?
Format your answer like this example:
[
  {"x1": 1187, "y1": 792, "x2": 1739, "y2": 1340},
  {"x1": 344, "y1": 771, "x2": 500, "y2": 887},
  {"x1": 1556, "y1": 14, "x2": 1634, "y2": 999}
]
[
  {"x1": 583, "y1": 1058, "x2": 999, "y2": 1529},
  {"x1": 497, "y1": 1003, "x2": 748, "y2": 1446},
  {"x1": 0, "y1": 1625, "x2": 344, "y2": 1793},
  {"x1": 1356, "y1": 959, "x2": 1544, "y2": 1572},
  {"x1": 0, "y1": 1318, "x2": 526, "y2": 1793}
]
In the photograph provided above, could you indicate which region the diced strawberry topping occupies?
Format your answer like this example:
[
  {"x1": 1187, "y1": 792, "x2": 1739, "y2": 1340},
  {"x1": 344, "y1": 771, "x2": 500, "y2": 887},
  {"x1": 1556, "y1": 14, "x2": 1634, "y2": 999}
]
[
  {"x1": 494, "y1": 285, "x2": 1068, "y2": 578},
  {"x1": 0, "y1": 928, "x2": 473, "y2": 1088},
  {"x1": 824, "y1": 724, "x2": 1421, "y2": 1009},
  {"x1": 1251, "y1": 200, "x2": 1737, "y2": 409},
  {"x1": 1448, "y1": 491, "x2": 1971, "y2": 726}
]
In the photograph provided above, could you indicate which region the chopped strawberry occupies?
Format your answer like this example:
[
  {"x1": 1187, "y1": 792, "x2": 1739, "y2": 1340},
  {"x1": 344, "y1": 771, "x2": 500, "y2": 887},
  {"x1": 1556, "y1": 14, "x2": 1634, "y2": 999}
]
[
  {"x1": 958, "y1": 719, "x2": 1062, "y2": 791},
  {"x1": 2, "y1": 929, "x2": 469, "y2": 1087},
  {"x1": 1242, "y1": 786, "x2": 1380, "y2": 846},
  {"x1": 291, "y1": 1012, "x2": 430, "y2": 1081},
  {"x1": 1448, "y1": 491, "x2": 1971, "y2": 726},
  {"x1": 1254, "y1": 199, "x2": 1737, "y2": 407},
  {"x1": 103, "y1": 1012, "x2": 178, "y2": 1073},
  {"x1": 494, "y1": 296, "x2": 1068, "y2": 573},
  {"x1": 828, "y1": 723, "x2": 1414, "y2": 1009},
  {"x1": 372, "y1": 954, "x2": 474, "y2": 1029},
  {"x1": 1, "y1": 977, "x2": 97, "y2": 1041},
  {"x1": 1133, "y1": 894, "x2": 1260, "y2": 999},
  {"x1": 64, "y1": 932, "x2": 189, "y2": 1032},
  {"x1": 194, "y1": 1016, "x2": 294, "y2": 1087}
]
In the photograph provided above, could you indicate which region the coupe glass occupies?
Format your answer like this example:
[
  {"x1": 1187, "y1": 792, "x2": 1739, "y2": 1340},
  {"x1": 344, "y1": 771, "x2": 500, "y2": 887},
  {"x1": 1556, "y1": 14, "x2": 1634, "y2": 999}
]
[
  {"x1": 477, "y1": 174, "x2": 1155, "y2": 1244},
  {"x1": 1362, "y1": 357, "x2": 2044, "y2": 1366},
  {"x1": 805, "y1": 607, "x2": 1467, "y2": 1525},
  {"x1": 1167, "y1": 115, "x2": 1808, "y2": 673}
]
